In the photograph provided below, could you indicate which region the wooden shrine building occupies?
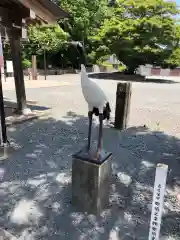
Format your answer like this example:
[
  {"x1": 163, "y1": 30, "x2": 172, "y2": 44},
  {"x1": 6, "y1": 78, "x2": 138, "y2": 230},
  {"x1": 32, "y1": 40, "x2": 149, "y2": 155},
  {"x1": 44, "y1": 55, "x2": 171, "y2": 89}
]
[{"x1": 0, "y1": 0, "x2": 68, "y2": 113}]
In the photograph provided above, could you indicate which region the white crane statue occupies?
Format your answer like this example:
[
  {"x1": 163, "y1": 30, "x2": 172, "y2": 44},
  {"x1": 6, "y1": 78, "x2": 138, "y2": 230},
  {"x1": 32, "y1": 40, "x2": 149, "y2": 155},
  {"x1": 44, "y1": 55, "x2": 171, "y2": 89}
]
[
  {"x1": 80, "y1": 64, "x2": 111, "y2": 160},
  {"x1": 71, "y1": 41, "x2": 111, "y2": 161}
]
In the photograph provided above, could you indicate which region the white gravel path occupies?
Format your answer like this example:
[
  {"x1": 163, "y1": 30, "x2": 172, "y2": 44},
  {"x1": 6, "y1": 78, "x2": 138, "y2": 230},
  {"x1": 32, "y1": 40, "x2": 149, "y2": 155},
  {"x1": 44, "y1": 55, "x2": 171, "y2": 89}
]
[{"x1": 0, "y1": 74, "x2": 180, "y2": 239}]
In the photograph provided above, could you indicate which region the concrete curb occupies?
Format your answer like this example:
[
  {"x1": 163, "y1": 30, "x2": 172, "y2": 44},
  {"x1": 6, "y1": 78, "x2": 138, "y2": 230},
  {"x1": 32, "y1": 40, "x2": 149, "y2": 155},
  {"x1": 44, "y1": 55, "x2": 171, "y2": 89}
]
[
  {"x1": 6, "y1": 110, "x2": 51, "y2": 127},
  {"x1": 0, "y1": 229, "x2": 17, "y2": 240}
]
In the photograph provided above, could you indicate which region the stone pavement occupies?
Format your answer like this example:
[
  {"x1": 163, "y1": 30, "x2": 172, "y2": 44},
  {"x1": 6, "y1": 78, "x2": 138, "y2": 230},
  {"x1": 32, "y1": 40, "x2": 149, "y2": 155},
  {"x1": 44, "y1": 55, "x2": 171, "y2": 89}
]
[
  {"x1": 2, "y1": 75, "x2": 77, "y2": 91},
  {"x1": 0, "y1": 75, "x2": 180, "y2": 239}
]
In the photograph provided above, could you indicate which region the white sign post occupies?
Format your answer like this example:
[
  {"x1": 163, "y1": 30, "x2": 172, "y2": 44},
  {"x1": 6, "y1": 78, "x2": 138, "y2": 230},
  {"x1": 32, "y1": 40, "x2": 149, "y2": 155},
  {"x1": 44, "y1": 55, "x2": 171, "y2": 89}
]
[
  {"x1": 148, "y1": 163, "x2": 168, "y2": 240},
  {"x1": 0, "y1": 33, "x2": 4, "y2": 146},
  {"x1": 6, "y1": 61, "x2": 13, "y2": 74}
]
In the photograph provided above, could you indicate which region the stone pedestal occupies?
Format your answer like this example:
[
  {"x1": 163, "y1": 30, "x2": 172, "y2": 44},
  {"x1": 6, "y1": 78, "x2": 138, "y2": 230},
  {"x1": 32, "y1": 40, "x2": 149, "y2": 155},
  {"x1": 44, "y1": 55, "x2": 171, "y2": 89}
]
[
  {"x1": 72, "y1": 147, "x2": 112, "y2": 215},
  {"x1": 0, "y1": 142, "x2": 21, "y2": 161},
  {"x1": 0, "y1": 229, "x2": 17, "y2": 240}
]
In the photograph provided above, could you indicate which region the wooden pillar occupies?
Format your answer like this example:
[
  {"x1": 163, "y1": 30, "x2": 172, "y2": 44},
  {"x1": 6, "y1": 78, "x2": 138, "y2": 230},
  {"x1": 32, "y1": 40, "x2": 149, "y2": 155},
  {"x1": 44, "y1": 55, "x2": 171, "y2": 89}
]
[
  {"x1": 32, "y1": 55, "x2": 38, "y2": 80},
  {"x1": 0, "y1": 68, "x2": 8, "y2": 145},
  {"x1": 9, "y1": 32, "x2": 28, "y2": 113},
  {"x1": 114, "y1": 82, "x2": 132, "y2": 130}
]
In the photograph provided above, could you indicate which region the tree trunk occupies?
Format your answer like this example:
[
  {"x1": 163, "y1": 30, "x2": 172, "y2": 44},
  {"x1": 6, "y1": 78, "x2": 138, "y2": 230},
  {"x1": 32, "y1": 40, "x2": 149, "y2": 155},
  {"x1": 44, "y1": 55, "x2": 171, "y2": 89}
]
[{"x1": 124, "y1": 65, "x2": 137, "y2": 75}]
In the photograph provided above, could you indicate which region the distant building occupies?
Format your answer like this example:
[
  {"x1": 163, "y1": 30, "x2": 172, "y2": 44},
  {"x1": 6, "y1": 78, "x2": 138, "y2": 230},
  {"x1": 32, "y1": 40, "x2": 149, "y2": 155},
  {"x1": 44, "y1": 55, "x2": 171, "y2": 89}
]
[
  {"x1": 0, "y1": 0, "x2": 69, "y2": 113},
  {"x1": 137, "y1": 64, "x2": 180, "y2": 77}
]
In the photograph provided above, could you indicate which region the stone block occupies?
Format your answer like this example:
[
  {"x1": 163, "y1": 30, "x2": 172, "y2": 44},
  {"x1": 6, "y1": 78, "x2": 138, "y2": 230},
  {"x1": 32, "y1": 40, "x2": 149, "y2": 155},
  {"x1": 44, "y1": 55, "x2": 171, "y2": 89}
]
[
  {"x1": 0, "y1": 229, "x2": 17, "y2": 240},
  {"x1": 72, "y1": 148, "x2": 112, "y2": 215},
  {"x1": 0, "y1": 142, "x2": 21, "y2": 161}
]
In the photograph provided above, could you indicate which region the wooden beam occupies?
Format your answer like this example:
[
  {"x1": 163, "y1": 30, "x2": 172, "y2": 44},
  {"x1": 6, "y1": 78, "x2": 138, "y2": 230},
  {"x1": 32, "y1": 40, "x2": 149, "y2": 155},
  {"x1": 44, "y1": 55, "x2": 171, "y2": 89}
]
[
  {"x1": 0, "y1": 7, "x2": 28, "y2": 40},
  {"x1": 0, "y1": 4, "x2": 29, "y2": 20},
  {"x1": 0, "y1": 7, "x2": 23, "y2": 28},
  {"x1": 17, "y1": 0, "x2": 58, "y2": 23},
  {"x1": 0, "y1": 7, "x2": 13, "y2": 28},
  {"x1": 30, "y1": 9, "x2": 36, "y2": 19}
]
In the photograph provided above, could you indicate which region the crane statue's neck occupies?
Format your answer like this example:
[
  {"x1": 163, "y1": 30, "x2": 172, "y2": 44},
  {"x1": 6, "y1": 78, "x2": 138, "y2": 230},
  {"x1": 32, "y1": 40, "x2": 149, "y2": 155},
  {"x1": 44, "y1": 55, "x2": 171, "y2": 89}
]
[
  {"x1": 81, "y1": 64, "x2": 89, "y2": 86},
  {"x1": 81, "y1": 64, "x2": 86, "y2": 73}
]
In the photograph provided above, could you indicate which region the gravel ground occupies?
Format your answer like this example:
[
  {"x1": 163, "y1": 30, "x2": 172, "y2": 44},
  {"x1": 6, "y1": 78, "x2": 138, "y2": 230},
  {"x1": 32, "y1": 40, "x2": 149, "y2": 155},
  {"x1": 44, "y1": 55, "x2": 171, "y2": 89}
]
[{"x1": 0, "y1": 74, "x2": 180, "y2": 239}]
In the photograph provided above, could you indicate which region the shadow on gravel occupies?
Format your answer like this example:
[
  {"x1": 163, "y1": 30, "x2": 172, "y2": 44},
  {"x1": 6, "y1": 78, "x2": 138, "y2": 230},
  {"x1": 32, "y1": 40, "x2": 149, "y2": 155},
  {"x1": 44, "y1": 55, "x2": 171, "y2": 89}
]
[
  {"x1": 3, "y1": 99, "x2": 51, "y2": 120},
  {"x1": 0, "y1": 113, "x2": 180, "y2": 239},
  {"x1": 89, "y1": 72, "x2": 179, "y2": 84}
]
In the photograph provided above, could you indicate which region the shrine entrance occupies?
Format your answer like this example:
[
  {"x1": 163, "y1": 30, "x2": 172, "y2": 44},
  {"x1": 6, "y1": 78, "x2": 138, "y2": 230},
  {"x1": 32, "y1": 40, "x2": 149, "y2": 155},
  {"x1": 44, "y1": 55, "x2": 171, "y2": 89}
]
[{"x1": 0, "y1": 0, "x2": 68, "y2": 146}]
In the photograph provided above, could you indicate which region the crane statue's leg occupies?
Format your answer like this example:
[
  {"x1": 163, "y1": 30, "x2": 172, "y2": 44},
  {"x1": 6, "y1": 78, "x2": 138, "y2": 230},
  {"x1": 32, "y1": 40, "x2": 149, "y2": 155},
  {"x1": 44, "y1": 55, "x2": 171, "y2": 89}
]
[
  {"x1": 96, "y1": 113, "x2": 103, "y2": 160},
  {"x1": 87, "y1": 111, "x2": 93, "y2": 151}
]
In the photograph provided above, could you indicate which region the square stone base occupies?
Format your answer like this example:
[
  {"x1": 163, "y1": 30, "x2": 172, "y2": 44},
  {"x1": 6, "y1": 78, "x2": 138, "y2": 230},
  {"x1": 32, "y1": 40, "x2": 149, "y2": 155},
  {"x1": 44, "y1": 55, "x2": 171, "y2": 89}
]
[
  {"x1": 0, "y1": 229, "x2": 17, "y2": 240},
  {"x1": 0, "y1": 142, "x2": 21, "y2": 161},
  {"x1": 72, "y1": 148, "x2": 112, "y2": 215}
]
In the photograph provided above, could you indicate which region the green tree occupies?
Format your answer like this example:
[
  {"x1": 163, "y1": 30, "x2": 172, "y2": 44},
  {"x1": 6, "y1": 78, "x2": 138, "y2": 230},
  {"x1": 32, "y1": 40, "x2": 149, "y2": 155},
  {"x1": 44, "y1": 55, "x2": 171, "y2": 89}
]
[
  {"x1": 95, "y1": 0, "x2": 180, "y2": 73},
  {"x1": 56, "y1": 0, "x2": 112, "y2": 65},
  {"x1": 23, "y1": 24, "x2": 69, "y2": 60},
  {"x1": 22, "y1": 24, "x2": 69, "y2": 68},
  {"x1": 58, "y1": 0, "x2": 111, "y2": 43},
  {"x1": 165, "y1": 24, "x2": 180, "y2": 68},
  {"x1": 22, "y1": 0, "x2": 111, "y2": 67}
]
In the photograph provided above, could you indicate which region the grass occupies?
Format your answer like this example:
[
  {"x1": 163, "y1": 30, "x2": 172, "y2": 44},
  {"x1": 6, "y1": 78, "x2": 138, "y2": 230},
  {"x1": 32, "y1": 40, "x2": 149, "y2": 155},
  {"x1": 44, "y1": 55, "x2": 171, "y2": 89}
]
[{"x1": 97, "y1": 60, "x2": 126, "y2": 72}]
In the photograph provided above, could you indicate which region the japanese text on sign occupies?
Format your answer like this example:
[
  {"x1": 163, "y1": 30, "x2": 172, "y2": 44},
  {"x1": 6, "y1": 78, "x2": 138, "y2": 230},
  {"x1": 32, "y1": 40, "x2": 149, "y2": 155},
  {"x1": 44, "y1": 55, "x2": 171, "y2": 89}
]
[
  {"x1": 148, "y1": 164, "x2": 168, "y2": 240},
  {"x1": 151, "y1": 184, "x2": 161, "y2": 240}
]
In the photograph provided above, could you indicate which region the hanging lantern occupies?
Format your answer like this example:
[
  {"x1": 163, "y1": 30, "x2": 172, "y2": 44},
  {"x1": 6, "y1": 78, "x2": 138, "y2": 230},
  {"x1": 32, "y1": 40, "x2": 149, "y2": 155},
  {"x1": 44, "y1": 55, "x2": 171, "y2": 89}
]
[
  {"x1": 30, "y1": 9, "x2": 36, "y2": 19},
  {"x1": 21, "y1": 19, "x2": 27, "y2": 39}
]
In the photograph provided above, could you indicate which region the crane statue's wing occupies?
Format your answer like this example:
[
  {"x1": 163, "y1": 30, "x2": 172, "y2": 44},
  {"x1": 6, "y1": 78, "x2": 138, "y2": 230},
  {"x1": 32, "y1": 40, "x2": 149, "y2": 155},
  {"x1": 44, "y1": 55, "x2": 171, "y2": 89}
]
[{"x1": 81, "y1": 73, "x2": 108, "y2": 108}]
